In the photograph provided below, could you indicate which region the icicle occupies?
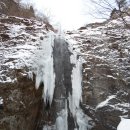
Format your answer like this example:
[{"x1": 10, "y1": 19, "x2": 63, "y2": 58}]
[
  {"x1": 69, "y1": 46, "x2": 94, "y2": 130},
  {"x1": 34, "y1": 32, "x2": 55, "y2": 105},
  {"x1": 69, "y1": 52, "x2": 82, "y2": 116},
  {"x1": 27, "y1": 71, "x2": 34, "y2": 81},
  {"x1": 42, "y1": 56, "x2": 55, "y2": 105}
]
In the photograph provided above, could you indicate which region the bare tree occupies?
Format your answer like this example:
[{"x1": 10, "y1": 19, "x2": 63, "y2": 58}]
[
  {"x1": 86, "y1": 0, "x2": 130, "y2": 27},
  {"x1": 85, "y1": 0, "x2": 116, "y2": 19},
  {"x1": 115, "y1": 0, "x2": 129, "y2": 26}
]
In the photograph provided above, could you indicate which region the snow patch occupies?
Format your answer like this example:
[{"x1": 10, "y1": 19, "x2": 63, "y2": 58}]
[
  {"x1": 107, "y1": 75, "x2": 117, "y2": 80},
  {"x1": 0, "y1": 97, "x2": 3, "y2": 105},
  {"x1": 117, "y1": 118, "x2": 130, "y2": 130},
  {"x1": 9, "y1": 24, "x2": 26, "y2": 37},
  {"x1": 0, "y1": 76, "x2": 17, "y2": 83},
  {"x1": 96, "y1": 95, "x2": 116, "y2": 109}
]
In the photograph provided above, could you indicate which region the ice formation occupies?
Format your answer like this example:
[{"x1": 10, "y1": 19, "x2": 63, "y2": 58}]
[
  {"x1": 0, "y1": 97, "x2": 3, "y2": 105},
  {"x1": 56, "y1": 100, "x2": 68, "y2": 130},
  {"x1": 34, "y1": 32, "x2": 55, "y2": 105},
  {"x1": 69, "y1": 52, "x2": 82, "y2": 116},
  {"x1": 33, "y1": 33, "x2": 92, "y2": 129},
  {"x1": 68, "y1": 43, "x2": 93, "y2": 130}
]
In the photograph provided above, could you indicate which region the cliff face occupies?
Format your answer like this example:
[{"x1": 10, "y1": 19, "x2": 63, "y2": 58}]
[
  {"x1": 1, "y1": 1, "x2": 130, "y2": 129},
  {"x1": 0, "y1": 14, "x2": 51, "y2": 130},
  {"x1": 66, "y1": 17, "x2": 130, "y2": 130},
  {"x1": 0, "y1": 0, "x2": 35, "y2": 18}
]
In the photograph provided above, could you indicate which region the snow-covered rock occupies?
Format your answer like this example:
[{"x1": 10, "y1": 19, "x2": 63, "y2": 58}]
[
  {"x1": 0, "y1": 14, "x2": 53, "y2": 130},
  {"x1": 66, "y1": 16, "x2": 130, "y2": 130}
]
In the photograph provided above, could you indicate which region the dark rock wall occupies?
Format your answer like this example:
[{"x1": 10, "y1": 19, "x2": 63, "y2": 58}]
[{"x1": 0, "y1": 72, "x2": 43, "y2": 130}]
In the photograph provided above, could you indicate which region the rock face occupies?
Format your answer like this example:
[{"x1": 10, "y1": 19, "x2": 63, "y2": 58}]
[
  {"x1": 66, "y1": 17, "x2": 130, "y2": 130},
  {"x1": 0, "y1": 73, "x2": 43, "y2": 130},
  {"x1": 0, "y1": 13, "x2": 93, "y2": 129},
  {"x1": 1, "y1": 3, "x2": 130, "y2": 130},
  {"x1": 0, "y1": 15, "x2": 51, "y2": 130},
  {"x1": 0, "y1": 0, "x2": 35, "y2": 18}
]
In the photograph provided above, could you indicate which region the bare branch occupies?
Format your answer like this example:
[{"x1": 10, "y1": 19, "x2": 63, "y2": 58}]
[{"x1": 85, "y1": 0, "x2": 130, "y2": 27}]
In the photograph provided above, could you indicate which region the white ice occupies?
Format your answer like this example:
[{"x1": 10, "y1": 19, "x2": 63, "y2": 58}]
[
  {"x1": 68, "y1": 42, "x2": 93, "y2": 129},
  {"x1": 34, "y1": 32, "x2": 55, "y2": 105},
  {"x1": 0, "y1": 97, "x2": 3, "y2": 105}
]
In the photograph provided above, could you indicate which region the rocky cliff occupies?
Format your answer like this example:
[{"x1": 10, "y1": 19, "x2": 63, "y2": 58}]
[
  {"x1": 66, "y1": 17, "x2": 130, "y2": 130},
  {"x1": 0, "y1": 0, "x2": 35, "y2": 19},
  {"x1": 0, "y1": 14, "x2": 53, "y2": 130}
]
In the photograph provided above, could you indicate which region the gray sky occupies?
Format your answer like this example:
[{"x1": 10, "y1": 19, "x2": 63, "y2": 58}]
[{"x1": 20, "y1": 0, "x2": 113, "y2": 30}]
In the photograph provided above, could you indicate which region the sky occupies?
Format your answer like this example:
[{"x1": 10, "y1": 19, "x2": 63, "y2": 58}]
[{"x1": 20, "y1": 0, "x2": 109, "y2": 30}]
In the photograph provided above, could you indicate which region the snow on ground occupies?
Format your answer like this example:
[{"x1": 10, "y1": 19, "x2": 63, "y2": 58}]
[{"x1": 117, "y1": 118, "x2": 130, "y2": 130}]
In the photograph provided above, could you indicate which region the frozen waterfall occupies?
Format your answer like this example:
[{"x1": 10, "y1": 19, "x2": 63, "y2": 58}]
[{"x1": 31, "y1": 33, "x2": 93, "y2": 130}]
